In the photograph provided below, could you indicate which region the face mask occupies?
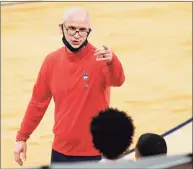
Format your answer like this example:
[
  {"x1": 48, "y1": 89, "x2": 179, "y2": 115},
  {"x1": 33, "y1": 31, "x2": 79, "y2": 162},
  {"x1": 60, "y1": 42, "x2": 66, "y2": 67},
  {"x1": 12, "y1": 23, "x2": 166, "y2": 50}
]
[
  {"x1": 62, "y1": 35, "x2": 88, "y2": 52},
  {"x1": 62, "y1": 26, "x2": 91, "y2": 53}
]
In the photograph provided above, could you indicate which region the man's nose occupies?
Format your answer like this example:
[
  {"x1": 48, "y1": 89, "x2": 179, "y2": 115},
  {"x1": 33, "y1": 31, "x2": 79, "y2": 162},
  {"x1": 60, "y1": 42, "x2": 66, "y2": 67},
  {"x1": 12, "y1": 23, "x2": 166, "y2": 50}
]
[{"x1": 74, "y1": 31, "x2": 81, "y2": 38}]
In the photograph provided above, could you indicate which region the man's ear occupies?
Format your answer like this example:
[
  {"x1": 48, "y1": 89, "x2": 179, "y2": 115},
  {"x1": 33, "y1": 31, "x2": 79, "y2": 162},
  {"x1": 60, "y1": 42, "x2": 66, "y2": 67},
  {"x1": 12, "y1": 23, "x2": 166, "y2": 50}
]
[{"x1": 59, "y1": 24, "x2": 63, "y2": 34}]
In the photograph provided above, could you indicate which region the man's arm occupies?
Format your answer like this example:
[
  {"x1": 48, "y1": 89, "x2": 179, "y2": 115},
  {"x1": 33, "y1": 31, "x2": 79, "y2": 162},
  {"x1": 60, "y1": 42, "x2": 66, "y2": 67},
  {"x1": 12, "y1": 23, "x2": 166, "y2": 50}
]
[
  {"x1": 16, "y1": 55, "x2": 52, "y2": 141},
  {"x1": 101, "y1": 53, "x2": 125, "y2": 87}
]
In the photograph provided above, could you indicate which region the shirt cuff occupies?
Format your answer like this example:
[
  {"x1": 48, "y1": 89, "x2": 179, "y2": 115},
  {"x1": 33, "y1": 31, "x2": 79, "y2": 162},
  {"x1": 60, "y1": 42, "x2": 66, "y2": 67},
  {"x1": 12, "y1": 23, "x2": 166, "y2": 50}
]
[{"x1": 16, "y1": 131, "x2": 29, "y2": 142}]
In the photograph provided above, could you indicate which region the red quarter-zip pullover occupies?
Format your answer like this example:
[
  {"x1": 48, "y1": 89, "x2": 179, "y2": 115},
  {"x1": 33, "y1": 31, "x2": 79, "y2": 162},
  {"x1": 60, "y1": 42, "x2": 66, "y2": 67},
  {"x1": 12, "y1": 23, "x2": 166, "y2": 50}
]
[{"x1": 16, "y1": 43, "x2": 125, "y2": 156}]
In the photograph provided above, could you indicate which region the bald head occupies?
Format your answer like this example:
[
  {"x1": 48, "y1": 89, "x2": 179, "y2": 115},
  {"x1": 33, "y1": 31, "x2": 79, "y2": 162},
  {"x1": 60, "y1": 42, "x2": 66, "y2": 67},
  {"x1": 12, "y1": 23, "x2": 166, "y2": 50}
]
[
  {"x1": 61, "y1": 7, "x2": 91, "y2": 51},
  {"x1": 63, "y1": 7, "x2": 90, "y2": 27}
]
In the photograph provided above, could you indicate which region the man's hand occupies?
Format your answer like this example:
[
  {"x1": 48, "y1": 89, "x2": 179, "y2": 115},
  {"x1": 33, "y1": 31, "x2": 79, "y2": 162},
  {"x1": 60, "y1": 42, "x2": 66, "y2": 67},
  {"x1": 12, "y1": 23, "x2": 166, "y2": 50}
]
[
  {"x1": 14, "y1": 141, "x2": 27, "y2": 166},
  {"x1": 94, "y1": 45, "x2": 113, "y2": 62}
]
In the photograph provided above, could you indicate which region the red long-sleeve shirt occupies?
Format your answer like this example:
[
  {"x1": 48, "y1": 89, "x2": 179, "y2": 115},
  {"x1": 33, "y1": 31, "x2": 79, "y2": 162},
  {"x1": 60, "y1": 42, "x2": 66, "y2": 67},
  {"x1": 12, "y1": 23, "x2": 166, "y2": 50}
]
[{"x1": 16, "y1": 43, "x2": 125, "y2": 156}]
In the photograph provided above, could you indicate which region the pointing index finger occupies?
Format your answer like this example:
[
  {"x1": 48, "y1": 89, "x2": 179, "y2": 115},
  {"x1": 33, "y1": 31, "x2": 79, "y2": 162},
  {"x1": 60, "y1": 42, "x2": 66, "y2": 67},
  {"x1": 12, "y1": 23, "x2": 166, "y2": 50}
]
[{"x1": 103, "y1": 45, "x2": 109, "y2": 50}]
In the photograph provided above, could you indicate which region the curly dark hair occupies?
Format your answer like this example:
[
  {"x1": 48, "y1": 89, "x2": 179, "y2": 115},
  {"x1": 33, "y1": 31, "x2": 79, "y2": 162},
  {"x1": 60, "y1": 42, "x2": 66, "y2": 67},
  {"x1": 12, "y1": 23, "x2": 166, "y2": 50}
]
[{"x1": 90, "y1": 107, "x2": 135, "y2": 160}]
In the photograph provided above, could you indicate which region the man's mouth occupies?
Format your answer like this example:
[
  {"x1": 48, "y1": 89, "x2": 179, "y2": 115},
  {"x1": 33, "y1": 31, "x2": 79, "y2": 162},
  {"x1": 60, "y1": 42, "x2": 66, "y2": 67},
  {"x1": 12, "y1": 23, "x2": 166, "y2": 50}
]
[{"x1": 72, "y1": 40, "x2": 80, "y2": 45}]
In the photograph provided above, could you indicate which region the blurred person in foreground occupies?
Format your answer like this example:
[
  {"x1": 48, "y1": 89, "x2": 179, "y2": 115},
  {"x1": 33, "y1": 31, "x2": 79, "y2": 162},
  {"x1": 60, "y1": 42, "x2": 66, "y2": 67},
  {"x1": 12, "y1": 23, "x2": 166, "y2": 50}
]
[
  {"x1": 90, "y1": 108, "x2": 135, "y2": 163},
  {"x1": 14, "y1": 7, "x2": 125, "y2": 166},
  {"x1": 135, "y1": 133, "x2": 167, "y2": 160}
]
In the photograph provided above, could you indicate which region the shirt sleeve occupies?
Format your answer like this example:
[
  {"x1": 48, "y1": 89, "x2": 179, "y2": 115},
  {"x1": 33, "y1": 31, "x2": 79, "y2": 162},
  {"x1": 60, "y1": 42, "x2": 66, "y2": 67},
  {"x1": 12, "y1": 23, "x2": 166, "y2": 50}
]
[
  {"x1": 16, "y1": 55, "x2": 52, "y2": 141},
  {"x1": 101, "y1": 53, "x2": 125, "y2": 87}
]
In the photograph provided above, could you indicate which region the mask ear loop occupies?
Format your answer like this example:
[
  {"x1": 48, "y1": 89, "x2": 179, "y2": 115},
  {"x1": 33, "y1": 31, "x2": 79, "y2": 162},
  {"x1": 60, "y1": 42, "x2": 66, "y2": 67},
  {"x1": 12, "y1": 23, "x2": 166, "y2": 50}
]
[
  {"x1": 61, "y1": 25, "x2": 65, "y2": 37},
  {"x1": 87, "y1": 28, "x2": 92, "y2": 36}
]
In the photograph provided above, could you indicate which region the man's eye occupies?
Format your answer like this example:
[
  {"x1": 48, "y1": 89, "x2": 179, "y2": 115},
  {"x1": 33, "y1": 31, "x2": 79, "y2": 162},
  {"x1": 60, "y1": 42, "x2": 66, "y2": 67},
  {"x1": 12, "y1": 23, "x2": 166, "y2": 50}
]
[
  {"x1": 68, "y1": 27, "x2": 76, "y2": 30},
  {"x1": 79, "y1": 28, "x2": 86, "y2": 32}
]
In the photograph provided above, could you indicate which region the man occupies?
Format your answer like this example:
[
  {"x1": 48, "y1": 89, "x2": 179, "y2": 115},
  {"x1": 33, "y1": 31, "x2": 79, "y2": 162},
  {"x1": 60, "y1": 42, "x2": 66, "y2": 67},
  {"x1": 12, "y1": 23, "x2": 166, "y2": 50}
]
[
  {"x1": 135, "y1": 133, "x2": 167, "y2": 160},
  {"x1": 14, "y1": 7, "x2": 125, "y2": 166},
  {"x1": 90, "y1": 108, "x2": 135, "y2": 163}
]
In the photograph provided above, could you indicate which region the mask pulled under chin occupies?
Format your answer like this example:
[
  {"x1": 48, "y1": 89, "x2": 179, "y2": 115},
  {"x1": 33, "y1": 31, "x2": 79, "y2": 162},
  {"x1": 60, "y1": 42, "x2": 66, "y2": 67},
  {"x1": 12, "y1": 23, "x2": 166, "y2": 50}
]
[{"x1": 62, "y1": 36, "x2": 88, "y2": 53}]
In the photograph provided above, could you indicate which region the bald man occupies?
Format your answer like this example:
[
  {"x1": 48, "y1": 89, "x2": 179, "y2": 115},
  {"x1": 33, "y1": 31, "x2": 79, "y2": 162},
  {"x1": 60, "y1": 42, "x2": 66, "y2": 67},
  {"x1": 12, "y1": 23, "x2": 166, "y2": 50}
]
[{"x1": 14, "y1": 7, "x2": 125, "y2": 166}]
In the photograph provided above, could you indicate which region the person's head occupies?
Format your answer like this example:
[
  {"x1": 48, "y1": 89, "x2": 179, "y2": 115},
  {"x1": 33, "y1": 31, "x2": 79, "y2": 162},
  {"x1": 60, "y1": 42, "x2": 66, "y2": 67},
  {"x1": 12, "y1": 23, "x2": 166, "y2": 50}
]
[
  {"x1": 59, "y1": 7, "x2": 91, "y2": 52},
  {"x1": 90, "y1": 108, "x2": 135, "y2": 160},
  {"x1": 135, "y1": 133, "x2": 167, "y2": 160}
]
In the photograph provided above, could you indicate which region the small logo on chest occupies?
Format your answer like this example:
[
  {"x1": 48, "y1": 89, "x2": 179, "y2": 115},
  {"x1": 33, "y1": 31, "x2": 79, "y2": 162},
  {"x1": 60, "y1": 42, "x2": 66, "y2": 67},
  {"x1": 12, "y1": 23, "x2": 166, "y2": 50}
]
[
  {"x1": 83, "y1": 73, "x2": 89, "y2": 89},
  {"x1": 83, "y1": 73, "x2": 88, "y2": 80}
]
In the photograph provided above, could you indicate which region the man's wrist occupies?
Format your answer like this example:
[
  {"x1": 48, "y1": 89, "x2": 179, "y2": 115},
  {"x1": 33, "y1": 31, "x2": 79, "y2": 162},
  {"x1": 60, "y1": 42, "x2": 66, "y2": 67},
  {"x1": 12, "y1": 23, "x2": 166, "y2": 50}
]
[{"x1": 106, "y1": 54, "x2": 115, "y2": 65}]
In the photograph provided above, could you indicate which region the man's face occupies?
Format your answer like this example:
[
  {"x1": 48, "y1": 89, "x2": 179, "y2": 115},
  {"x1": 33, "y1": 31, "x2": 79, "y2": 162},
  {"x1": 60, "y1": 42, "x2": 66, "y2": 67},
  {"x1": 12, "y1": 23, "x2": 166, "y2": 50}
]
[{"x1": 62, "y1": 19, "x2": 90, "y2": 48}]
